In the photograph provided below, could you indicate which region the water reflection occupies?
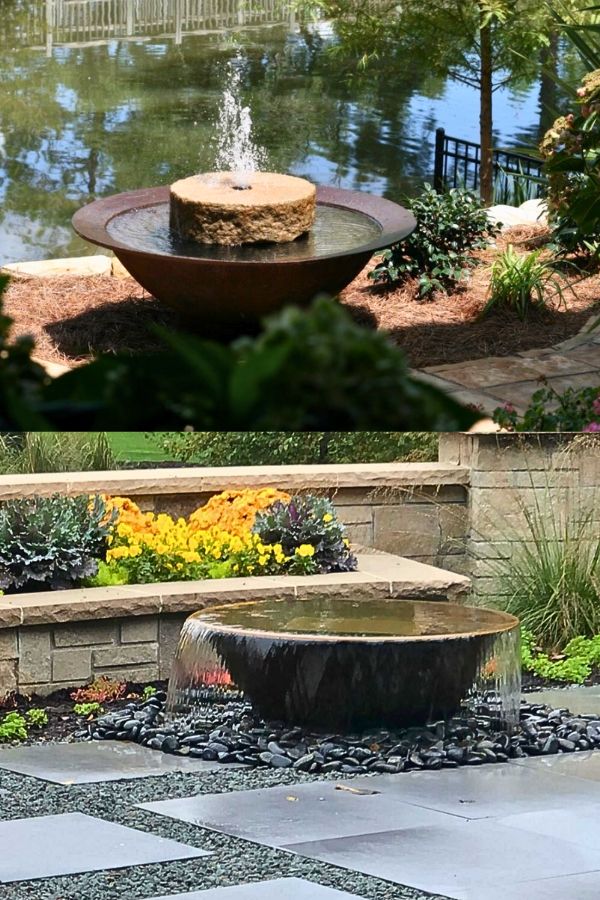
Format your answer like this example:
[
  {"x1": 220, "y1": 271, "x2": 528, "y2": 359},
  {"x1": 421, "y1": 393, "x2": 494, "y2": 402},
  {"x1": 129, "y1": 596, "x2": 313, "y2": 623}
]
[{"x1": 0, "y1": 0, "x2": 557, "y2": 264}]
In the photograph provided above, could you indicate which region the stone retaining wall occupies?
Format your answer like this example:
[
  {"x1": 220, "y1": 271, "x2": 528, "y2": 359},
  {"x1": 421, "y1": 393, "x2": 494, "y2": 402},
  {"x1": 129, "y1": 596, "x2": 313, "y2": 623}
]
[{"x1": 0, "y1": 553, "x2": 470, "y2": 696}]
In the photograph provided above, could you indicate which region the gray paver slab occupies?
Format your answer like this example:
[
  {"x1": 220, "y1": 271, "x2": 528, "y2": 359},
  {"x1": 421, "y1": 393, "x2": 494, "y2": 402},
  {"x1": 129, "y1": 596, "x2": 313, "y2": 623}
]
[
  {"x1": 345, "y1": 762, "x2": 600, "y2": 818},
  {"x1": 565, "y1": 344, "x2": 600, "y2": 366},
  {"x1": 513, "y1": 749, "x2": 600, "y2": 782},
  {"x1": 0, "y1": 811, "x2": 208, "y2": 882},
  {"x1": 149, "y1": 878, "x2": 369, "y2": 899},
  {"x1": 0, "y1": 740, "x2": 230, "y2": 783},
  {"x1": 139, "y1": 780, "x2": 458, "y2": 848},
  {"x1": 492, "y1": 804, "x2": 600, "y2": 850},
  {"x1": 461, "y1": 870, "x2": 600, "y2": 900},
  {"x1": 284, "y1": 819, "x2": 600, "y2": 899}
]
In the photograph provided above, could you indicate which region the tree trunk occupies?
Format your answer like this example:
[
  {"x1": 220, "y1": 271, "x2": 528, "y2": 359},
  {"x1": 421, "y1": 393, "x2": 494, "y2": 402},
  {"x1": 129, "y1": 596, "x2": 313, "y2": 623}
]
[
  {"x1": 479, "y1": 11, "x2": 493, "y2": 205},
  {"x1": 318, "y1": 433, "x2": 332, "y2": 463}
]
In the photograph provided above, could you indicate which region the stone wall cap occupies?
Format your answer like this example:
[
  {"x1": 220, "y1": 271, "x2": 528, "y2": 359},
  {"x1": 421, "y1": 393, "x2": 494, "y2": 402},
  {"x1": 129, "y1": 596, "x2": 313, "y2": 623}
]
[
  {"x1": 0, "y1": 462, "x2": 470, "y2": 499},
  {"x1": 0, "y1": 551, "x2": 471, "y2": 628}
]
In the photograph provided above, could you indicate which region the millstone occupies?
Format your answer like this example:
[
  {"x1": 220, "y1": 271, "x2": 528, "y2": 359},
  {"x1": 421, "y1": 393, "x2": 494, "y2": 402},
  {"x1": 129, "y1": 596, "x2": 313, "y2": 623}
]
[{"x1": 169, "y1": 172, "x2": 316, "y2": 245}]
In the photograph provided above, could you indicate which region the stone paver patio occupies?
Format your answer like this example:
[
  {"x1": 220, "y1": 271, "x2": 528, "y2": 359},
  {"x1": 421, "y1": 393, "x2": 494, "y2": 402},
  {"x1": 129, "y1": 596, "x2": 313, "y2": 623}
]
[
  {"x1": 2, "y1": 689, "x2": 600, "y2": 899},
  {"x1": 413, "y1": 315, "x2": 600, "y2": 416}
]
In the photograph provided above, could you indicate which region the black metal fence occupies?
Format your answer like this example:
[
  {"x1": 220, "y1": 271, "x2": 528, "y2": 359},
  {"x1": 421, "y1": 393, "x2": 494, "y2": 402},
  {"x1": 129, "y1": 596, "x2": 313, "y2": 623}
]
[{"x1": 433, "y1": 127, "x2": 545, "y2": 200}]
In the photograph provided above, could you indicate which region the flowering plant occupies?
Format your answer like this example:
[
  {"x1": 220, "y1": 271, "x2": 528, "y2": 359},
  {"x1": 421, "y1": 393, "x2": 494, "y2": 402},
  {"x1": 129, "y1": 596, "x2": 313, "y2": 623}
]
[
  {"x1": 493, "y1": 383, "x2": 600, "y2": 432},
  {"x1": 90, "y1": 490, "x2": 354, "y2": 585},
  {"x1": 188, "y1": 488, "x2": 290, "y2": 536},
  {"x1": 541, "y1": 69, "x2": 600, "y2": 250}
]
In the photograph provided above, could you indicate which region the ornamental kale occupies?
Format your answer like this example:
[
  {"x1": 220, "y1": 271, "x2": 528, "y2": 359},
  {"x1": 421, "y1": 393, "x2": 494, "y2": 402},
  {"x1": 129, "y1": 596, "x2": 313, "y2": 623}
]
[
  {"x1": 253, "y1": 494, "x2": 357, "y2": 574},
  {"x1": 0, "y1": 494, "x2": 115, "y2": 593}
]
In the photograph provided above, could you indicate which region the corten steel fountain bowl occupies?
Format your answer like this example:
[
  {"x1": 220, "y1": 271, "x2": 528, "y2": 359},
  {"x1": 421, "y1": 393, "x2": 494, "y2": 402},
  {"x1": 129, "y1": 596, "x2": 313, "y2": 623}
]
[
  {"x1": 167, "y1": 597, "x2": 521, "y2": 730},
  {"x1": 72, "y1": 185, "x2": 416, "y2": 335}
]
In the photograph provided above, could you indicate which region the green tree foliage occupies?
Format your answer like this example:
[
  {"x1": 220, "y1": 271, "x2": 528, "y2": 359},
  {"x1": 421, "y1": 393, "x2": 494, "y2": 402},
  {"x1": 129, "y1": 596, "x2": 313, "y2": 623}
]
[{"x1": 302, "y1": 0, "x2": 585, "y2": 200}]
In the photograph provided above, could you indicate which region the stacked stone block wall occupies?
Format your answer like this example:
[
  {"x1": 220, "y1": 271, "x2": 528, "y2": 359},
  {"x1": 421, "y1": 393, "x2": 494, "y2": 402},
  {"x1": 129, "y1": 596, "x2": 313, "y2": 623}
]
[
  {"x1": 439, "y1": 433, "x2": 600, "y2": 600},
  {"x1": 1, "y1": 613, "x2": 187, "y2": 697}
]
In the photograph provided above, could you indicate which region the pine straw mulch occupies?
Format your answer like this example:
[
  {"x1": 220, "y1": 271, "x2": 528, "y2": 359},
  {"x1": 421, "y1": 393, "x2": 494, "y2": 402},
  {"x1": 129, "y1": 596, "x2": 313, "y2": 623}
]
[{"x1": 4, "y1": 224, "x2": 600, "y2": 370}]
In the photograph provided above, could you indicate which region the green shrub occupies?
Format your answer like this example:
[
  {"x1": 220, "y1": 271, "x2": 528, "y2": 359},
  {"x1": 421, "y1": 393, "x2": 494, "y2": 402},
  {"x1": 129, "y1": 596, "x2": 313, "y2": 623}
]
[
  {"x1": 254, "y1": 495, "x2": 357, "y2": 575},
  {"x1": 493, "y1": 383, "x2": 600, "y2": 431},
  {"x1": 0, "y1": 288, "x2": 477, "y2": 430},
  {"x1": 157, "y1": 432, "x2": 439, "y2": 466},
  {"x1": 370, "y1": 184, "x2": 498, "y2": 297},
  {"x1": 0, "y1": 495, "x2": 115, "y2": 593},
  {"x1": 483, "y1": 245, "x2": 568, "y2": 321},
  {"x1": 0, "y1": 276, "x2": 49, "y2": 429},
  {"x1": 540, "y1": 70, "x2": 600, "y2": 252}
]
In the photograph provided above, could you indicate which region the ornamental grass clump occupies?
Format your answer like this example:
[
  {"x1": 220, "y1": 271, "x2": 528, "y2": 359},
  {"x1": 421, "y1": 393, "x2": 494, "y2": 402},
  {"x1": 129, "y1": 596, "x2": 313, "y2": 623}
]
[
  {"x1": 0, "y1": 494, "x2": 114, "y2": 593},
  {"x1": 475, "y1": 441, "x2": 600, "y2": 650},
  {"x1": 254, "y1": 495, "x2": 357, "y2": 575},
  {"x1": 483, "y1": 245, "x2": 568, "y2": 321}
]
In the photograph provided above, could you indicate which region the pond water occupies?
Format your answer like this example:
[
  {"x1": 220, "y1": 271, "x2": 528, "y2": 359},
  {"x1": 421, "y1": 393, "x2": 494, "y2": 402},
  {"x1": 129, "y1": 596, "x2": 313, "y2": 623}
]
[{"x1": 0, "y1": 0, "x2": 565, "y2": 264}]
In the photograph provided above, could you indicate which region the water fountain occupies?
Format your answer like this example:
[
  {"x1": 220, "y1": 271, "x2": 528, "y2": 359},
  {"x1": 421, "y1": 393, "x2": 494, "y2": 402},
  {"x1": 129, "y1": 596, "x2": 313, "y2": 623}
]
[
  {"x1": 72, "y1": 55, "x2": 416, "y2": 335},
  {"x1": 166, "y1": 596, "x2": 521, "y2": 731}
]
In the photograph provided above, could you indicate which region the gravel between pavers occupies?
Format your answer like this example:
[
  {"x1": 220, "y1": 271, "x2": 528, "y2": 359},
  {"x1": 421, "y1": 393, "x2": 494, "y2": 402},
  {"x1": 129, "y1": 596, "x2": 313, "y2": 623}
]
[{"x1": 0, "y1": 762, "x2": 450, "y2": 900}]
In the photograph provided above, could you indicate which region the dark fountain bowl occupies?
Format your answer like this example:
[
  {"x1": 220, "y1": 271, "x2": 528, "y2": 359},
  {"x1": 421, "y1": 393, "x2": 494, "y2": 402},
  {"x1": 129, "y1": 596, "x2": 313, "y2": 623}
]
[
  {"x1": 72, "y1": 184, "x2": 416, "y2": 336},
  {"x1": 167, "y1": 597, "x2": 521, "y2": 731}
]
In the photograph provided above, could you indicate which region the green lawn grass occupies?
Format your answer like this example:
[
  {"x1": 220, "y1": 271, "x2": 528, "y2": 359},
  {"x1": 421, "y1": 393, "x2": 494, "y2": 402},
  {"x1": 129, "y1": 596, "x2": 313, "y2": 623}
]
[{"x1": 108, "y1": 433, "x2": 174, "y2": 463}]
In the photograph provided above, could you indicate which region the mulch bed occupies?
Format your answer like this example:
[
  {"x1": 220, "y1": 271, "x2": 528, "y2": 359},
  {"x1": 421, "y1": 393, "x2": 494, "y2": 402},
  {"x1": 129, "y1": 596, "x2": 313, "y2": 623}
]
[
  {"x1": 0, "y1": 682, "x2": 168, "y2": 746},
  {"x1": 4, "y1": 225, "x2": 600, "y2": 369}
]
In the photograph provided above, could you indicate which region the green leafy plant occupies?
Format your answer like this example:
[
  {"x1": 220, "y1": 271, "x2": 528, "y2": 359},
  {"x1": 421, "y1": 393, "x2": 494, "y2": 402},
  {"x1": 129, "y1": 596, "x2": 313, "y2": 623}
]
[
  {"x1": 540, "y1": 69, "x2": 600, "y2": 252},
  {"x1": 254, "y1": 495, "x2": 357, "y2": 574},
  {"x1": 73, "y1": 701, "x2": 104, "y2": 717},
  {"x1": 483, "y1": 245, "x2": 569, "y2": 320},
  {"x1": 26, "y1": 708, "x2": 48, "y2": 728},
  {"x1": 71, "y1": 677, "x2": 127, "y2": 704},
  {"x1": 0, "y1": 494, "x2": 115, "y2": 594},
  {"x1": 522, "y1": 628, "x2": 600, "y2": 684},
  {"x1": 493, "y1": 382, "x2": 600, "y2": 431},
  {"x1": 142, "y1": 685, "x2": 157, "y2": 700},
  {"x1": 85, "y1": 559, "x2": 130, "y2": 587},
  {"x1": 0, "y1": 712, "x2": 28, "y2": 742},
  {"x1": 370, "y1": 184, "x2": 498, "y2": 297},
  {"x1": 0, "y1": 276, "x2": 49, "y2": 430},
  {"x1": 42, "y1": 297, "x2": 477, "y2": 430}
]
